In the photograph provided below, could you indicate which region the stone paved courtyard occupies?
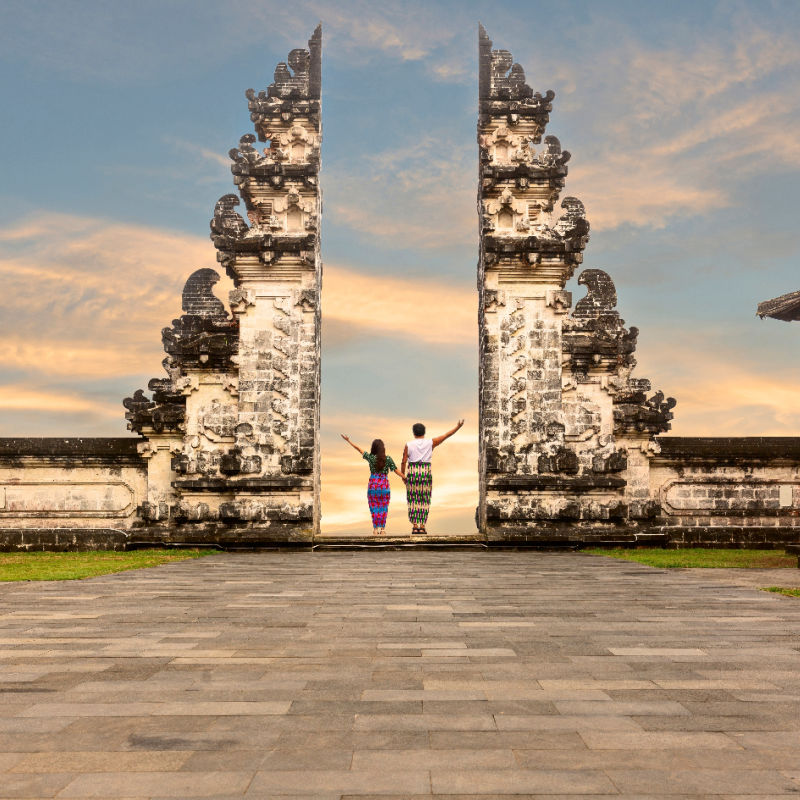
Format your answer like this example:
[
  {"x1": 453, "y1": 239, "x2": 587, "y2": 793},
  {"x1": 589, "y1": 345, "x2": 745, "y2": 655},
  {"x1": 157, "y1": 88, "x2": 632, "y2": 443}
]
[{"x1": 1, "y1": 551, "x2": 799, "y2": 799}]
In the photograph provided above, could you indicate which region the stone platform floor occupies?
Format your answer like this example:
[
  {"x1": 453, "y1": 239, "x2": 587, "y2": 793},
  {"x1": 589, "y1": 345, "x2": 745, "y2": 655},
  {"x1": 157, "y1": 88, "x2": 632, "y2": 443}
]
[{"x1": 1, "y1": 552, "x2": 799, "y2": 799}]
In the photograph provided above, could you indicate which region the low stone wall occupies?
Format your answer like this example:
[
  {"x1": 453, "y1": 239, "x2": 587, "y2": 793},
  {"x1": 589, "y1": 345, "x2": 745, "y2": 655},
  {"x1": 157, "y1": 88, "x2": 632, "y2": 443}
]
[
  {"x1": 652, "y1": 437, "x2": 800, "y2": 547},
  {"x1": 1, "y1": 436, "x2": 798, "y2": 550},
  {"x1": 0, "y1": 439, "x2": 146, "y2": 550}
]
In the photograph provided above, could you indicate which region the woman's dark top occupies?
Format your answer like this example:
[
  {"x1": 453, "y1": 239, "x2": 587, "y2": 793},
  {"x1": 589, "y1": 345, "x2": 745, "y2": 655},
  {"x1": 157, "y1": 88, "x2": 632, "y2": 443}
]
[{"x1": 363, "y1": 452, "x2": 397, "y2": 475}]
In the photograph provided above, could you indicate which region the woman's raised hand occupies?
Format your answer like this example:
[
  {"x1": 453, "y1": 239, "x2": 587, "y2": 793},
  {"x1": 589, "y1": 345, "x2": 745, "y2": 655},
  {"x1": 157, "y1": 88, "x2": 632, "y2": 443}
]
[{"x1": 342, "y1": 434, "x2": 363, "y2": 454}]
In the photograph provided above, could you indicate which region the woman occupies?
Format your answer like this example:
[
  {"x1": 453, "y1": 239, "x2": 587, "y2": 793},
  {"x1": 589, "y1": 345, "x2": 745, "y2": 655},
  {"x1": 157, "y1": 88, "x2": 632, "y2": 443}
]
[
  {"x1": 341, "y1": 434, "x2": 406, "y2": 535},
  {"x1": 401, "y1": 419, "x2": 464, "y2": 535}
]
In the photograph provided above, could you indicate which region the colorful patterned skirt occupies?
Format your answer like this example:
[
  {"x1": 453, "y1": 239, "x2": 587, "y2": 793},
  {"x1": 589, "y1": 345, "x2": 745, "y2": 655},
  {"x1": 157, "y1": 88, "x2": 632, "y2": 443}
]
[
  {"x1": 406, "y1": 462, "x2": 432, "y2": 527},
  {"x1": 367, "y1": 473, "x2": 390, "y2": 527}
]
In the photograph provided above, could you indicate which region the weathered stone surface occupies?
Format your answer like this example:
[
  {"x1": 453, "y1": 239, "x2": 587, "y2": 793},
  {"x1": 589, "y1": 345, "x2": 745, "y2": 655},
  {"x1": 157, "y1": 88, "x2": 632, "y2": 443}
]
[
  {"x1": 0, "y1": 438, "x2": 147, "y2": 540},
  {"x1": 119, "y1": 26, "x2": 323, "y2": 539},
  {"x1": 757, "y1": 288, "x2": 800, "y2": 321},
  {"x1": 477, "y1": 27, "x2": 680, "y2": 541}
]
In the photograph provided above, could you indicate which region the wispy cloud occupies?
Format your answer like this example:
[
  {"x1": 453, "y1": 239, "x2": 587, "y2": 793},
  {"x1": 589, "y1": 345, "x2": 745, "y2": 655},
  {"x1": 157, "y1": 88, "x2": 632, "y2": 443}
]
[
  {"x1": 569, "y1": 159, "x2": 729, "y2": 231},
  {"x1": 163, "y1": 137, "x2": 231, "y2": 171},
  {"x1": 0, "y1": 0, "x2": 476, "y2": 85},
  {"x1": 0, "y1": 214, "x2": 221, "y2": 405},
  {"x1": 324, "y1": 263, "x2": 475, "y2": 345},
  {"x1": 276, "y1": 0, "x2": 468, "y2": 67},
  {"x1": 526, "y1": 18, "x2": 800, "y2": 231},
  {"x1": 635, "y1": 328, "x2": 800, "y2": 437},
  {"x1": 0, "y1": 384, "x2": 118, "y2": 417},
  {"x1": 326, "y1": 137, "x2": 475, "y2": 249}
]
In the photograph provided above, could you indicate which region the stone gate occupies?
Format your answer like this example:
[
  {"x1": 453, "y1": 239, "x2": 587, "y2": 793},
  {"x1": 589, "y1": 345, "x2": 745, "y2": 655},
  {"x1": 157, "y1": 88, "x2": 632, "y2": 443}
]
[{"x1": 0, "y1": 25, "x2": 798, "y2": 549}]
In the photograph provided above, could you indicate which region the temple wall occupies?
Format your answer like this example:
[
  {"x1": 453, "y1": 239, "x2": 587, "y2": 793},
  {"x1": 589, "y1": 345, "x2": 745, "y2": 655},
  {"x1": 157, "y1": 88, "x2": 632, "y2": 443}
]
[
  {"x1": 651, "y1": 437, "x2": 800, "y2": 546},
  {"x1": 0, "y1": 439, "x2": 146, "y2": 550}
]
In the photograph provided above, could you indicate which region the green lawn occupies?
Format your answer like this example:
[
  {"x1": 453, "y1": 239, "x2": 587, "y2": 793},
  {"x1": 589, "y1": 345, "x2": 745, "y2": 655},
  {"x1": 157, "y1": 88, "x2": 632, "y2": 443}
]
[
  {"x1": 582, "y1": 547, "x2": 797, "y2": 569},
  {"x1": 763, "y1": 586, "x2": 800, "y2": 598},
  {"x1": 0, "y1": 549, "x2": 217, "y2": 581}
]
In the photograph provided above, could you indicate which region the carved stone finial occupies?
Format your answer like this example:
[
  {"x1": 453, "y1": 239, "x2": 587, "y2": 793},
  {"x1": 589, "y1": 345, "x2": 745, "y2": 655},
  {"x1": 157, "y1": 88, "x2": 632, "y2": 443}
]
[
  {"x1": 574, "y1": 269, "x2": 617, "y2": 317},
  {"x1": 478, "y1": 24, "x2": 553, "y2": 138},
  {"x1": 210, "y1": 194, "x2": 249, "y2": 241},
  {"x1": 246, "y1": 25, "x2": 322, "y2": 137},
  {"x1": 164, "y1": 270, "x2": 238, "y2": 370},
  {"x1": 563, "y1": 269, "x2": 638, "y2": 373},
  {"x1": 182, "y1": 269, "x2": 228, "y2": 320}
]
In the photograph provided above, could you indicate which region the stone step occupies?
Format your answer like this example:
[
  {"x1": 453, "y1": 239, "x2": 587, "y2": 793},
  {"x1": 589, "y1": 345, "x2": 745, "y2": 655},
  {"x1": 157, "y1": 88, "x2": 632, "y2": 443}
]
[{"x1": 313, "y1": 534, "x2": 488, "y2": 551}]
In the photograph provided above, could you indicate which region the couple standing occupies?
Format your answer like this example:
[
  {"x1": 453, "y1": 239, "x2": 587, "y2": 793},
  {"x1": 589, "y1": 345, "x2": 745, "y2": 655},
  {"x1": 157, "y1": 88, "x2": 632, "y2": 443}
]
[{"x1": 341, "y1": 420, "x2": 464, "y2": 535}]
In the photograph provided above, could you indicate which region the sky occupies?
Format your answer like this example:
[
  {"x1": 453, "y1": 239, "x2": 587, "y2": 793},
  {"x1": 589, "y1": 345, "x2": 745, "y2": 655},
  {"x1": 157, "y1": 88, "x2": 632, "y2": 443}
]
[{"x1": 0, "y1": 0, "x2": 798, "y2": 534}]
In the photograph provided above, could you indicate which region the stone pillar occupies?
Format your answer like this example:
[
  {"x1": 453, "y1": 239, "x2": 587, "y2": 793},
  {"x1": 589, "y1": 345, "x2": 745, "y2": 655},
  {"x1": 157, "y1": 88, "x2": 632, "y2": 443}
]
[
  {"x1": 477, "y1": 26, "x2": 674, "y2": 543},
  {"x1": 209, "y1": 25, "x2": 323, "y2": 537},
  {"x1": 477, "y1": 25, "x2": 588, "y2": 538},
  {"x1": 124, "y1": 28, "x2": 322, "y2": 543}
]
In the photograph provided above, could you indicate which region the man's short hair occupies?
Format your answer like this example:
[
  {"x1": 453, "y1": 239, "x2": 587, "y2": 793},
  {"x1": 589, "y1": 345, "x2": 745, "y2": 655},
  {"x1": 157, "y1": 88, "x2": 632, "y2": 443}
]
[{"x1": 412, "y1": 422, "x2": 426, "y2": 437}]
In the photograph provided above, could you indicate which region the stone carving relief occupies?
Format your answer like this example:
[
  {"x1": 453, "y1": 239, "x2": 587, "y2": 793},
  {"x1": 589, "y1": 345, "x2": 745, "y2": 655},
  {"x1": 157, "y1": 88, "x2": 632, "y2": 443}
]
[{"x1": 478, "y1": 26, "x2": 676, "y2": 538}]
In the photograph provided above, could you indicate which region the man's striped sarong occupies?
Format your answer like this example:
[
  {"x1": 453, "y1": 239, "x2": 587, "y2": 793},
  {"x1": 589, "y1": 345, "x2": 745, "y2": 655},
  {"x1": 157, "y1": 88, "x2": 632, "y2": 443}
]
[
  {"x1": 406, "y1": 462, "x2": 432, "y2": 527},
  {"x1": 367, "y1": 473, "x2": 390, "y2": 527}
]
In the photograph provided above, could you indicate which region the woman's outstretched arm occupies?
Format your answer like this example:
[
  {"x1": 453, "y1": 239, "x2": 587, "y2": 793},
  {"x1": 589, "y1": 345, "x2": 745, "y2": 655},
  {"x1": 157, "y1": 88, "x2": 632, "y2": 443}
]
[
  {"x1": 432, "y1": 419, "x2": 465, "y2": 449},
  {"x1": 393, "y1": 467, "x2": 407, "y2": 484},
  {"x1": 340, "y1": 434, "x2": 365, "y2": 455}
]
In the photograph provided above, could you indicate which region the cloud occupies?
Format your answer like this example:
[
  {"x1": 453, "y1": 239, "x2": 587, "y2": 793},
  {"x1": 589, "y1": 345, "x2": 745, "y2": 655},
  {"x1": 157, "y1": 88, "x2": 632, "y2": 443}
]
[
  {"x1": 0, "y1": 384, "x2": 118, "y2": 416},
  {"x1": 0, "y1": 0, "x2": 475, "y2": 85},
  {"x1": 0, "y1": 212, "x2": 224, "y2": 434},
  {"x1": 569, "y1": 159, "x2": 729, "y2": 232},
  {"x1": 531, "y1": 19, "x2": 800, "y2": 231},
  {"x1": 325, "y1": 137, "x2": 476, "y2": 249},
  {"x1": 0, "y1": 214, "x2": 475, "y2": 378},
  {"x1": 324, "y1": 263, "x2": 475, "y2": 346},
  {"x1": 634, "y1": 328, "x2": 800, "y2": 437},
  {"x1": 0, "y1": 214, "x2": 222, "y2": 382},
  {"x1": 278, "y1": 0, "x2": 468, "y2": 66},
  {"x1": 163, "y1": 138, "x2": 232, "y2": 171},
  {"x1": 0, "y1": 212, "x2": 478, "y2": 444}
]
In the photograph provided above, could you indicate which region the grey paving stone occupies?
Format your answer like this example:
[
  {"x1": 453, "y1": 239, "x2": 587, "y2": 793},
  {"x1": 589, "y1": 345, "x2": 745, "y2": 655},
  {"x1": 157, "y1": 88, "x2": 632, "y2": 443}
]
[
  {"x1": 353, "y1": 713, "x2": 496, "y2": 731},
  {"x1": 0, "y1": 551, "x2": 799, "y2": 798},
  {"x1": 605, "y1": 768, "x2": 800, "y2": 794},
  {"x1": 0, "y1": 750, "x2": 25, "y2": 770},
  {"x1": 494, "y1": 714, "x2": 643, "y2": 731},
  {"x1": 10, "y1": 750, "x2": 192, "y2": 773},
  {"x1": 0, "y1": 771, "x2": 74, "y2": 797},
  {"x1": 179, "y1": 748, "x2": 266, "y2": 771},
  {"x1": 58, "y1": 770, "x2": 254, "y2": 797},
  {"x1": 430, "y1": 768, "x2": 617, "y2": 794},
  {"x1": 247, "y1": 768, "x2": 431, "y2": 794},
  {"x1": 428, "y1": 730, "x2": 584, "y2": 750},
  {"x1": 553, "y1": 699, "x2": 690, "y2": 716},
  {"x1": 351, "y1": 747, "x2": 516, "y2": 770},
  {"x1": 512, "y1": 747, "x2": 783, "y2": 771},
  {"x1": 258, "y1": 747, "x2": 354, "y2": 770}
]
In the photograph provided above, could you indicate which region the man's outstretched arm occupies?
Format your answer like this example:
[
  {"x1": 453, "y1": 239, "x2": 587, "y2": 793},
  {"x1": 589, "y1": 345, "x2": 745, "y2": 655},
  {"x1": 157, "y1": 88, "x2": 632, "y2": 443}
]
[{"x1": 432, "y1": 419, "x2": 464, "y2": 448}]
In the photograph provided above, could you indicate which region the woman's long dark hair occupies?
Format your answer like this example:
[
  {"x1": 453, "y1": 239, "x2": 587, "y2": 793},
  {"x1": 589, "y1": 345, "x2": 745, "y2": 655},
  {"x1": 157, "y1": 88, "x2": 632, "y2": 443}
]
[{"x1": 370, "y1": 439, "x2": 386, "y2": 472}]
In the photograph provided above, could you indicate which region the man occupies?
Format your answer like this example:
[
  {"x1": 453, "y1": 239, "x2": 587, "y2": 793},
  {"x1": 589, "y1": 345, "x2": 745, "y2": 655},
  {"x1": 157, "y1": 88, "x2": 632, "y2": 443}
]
[{"x1": 401, "y1": 419, "x2": 464, "y2": 535}]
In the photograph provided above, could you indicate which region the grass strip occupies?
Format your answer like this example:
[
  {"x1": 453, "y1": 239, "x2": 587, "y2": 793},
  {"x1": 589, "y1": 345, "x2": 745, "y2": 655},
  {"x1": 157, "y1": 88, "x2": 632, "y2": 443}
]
[
  {"x1": 0, "y1": 549, "x2": 217, "y2": 581},
  {"x1": 583, "y1": 547, "x2": 797, "y2": 569},
  {"x1": 762, "y1": 586, "x2": 800, "y2": 597}
]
